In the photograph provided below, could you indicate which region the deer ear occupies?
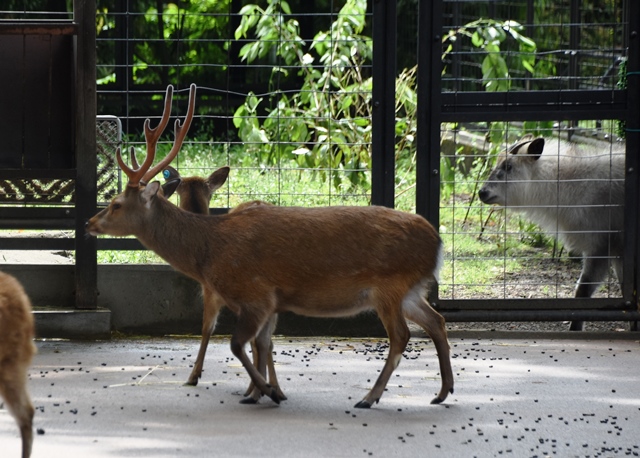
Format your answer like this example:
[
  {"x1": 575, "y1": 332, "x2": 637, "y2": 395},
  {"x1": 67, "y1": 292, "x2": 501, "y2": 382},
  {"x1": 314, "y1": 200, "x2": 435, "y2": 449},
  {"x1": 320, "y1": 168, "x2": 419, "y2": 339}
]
[
  {"x1": 141, "y1": 181, "x2": 161, "y2": 208},
  {"x1": 161, "y1": 179, "x2": 181, "y2": 198},
  {"x1": 206, "y1": 166, "x2": 230, "y2": 192}
]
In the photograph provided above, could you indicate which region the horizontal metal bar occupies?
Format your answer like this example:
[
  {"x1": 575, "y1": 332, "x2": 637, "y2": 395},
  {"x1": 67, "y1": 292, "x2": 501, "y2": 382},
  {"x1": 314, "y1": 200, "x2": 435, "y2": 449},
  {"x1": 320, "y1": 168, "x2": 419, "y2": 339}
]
[
  {"x1": 0, "y1": 207, "x2": 75, "y2": 229},
  {"x1": 441, "y1": 89, "x2": 628, "y2": 122},
  {"x1": 433, "y1": 297, "x2": 630, "y2": 311},
  {"x1": 0, "y1": 238, "x2": 75, "y2": 250},
  {"x1": 0, "y1": 220, "x2": 75, "y2": 230},
  {"x1": 0, "y1": 206, "x2": 75, "y2": 229},
  {"x1": 441, "y1": 309, "x2": 640, "y2": 323},
  {"x1": 0, "y1": 23, "x2": 78, "y2": 36},
  {"x1": 0, "y1": 169, "x2": 76, "y2": 179},
  {"x1": 0, "y1": 238, "x2": 147, "y2": 251},
  {"x1": 0, "y1": 207, "x2": 75, "y2": 218}
]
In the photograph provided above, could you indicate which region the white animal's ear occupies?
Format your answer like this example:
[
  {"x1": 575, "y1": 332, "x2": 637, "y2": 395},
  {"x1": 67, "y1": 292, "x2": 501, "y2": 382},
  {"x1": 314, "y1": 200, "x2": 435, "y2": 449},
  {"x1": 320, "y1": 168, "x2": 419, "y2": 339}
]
[
  {"x1": 141, "y1": 181, "x2": 161, "y2": 208},
  {"x1": 525, "y1": 138, "x2": 545, "y2": 159},
  {"x1": 509, "y1": 135, "x2": 534, "y2": 155}
]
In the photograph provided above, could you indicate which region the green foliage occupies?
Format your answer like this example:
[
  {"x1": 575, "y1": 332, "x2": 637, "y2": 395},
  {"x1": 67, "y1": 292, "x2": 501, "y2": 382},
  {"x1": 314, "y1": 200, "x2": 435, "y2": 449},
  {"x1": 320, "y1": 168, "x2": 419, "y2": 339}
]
[
  {"x1": 443, "y1": 18, "x2": 539, "y2": 92},
  {"x1": 96, "y1": 0, "x2": 232, "y2": 86},
  {"x1": 233, "y1": 0, "x2": 374, "y2": 191},
  {"x1": 616, "y1": 57, "x2": 627, "y2": 139}
]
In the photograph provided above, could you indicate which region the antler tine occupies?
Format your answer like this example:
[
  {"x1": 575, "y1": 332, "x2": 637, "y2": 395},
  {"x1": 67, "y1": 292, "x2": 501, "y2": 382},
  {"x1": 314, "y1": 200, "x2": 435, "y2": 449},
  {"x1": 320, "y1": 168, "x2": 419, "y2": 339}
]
[
  {"x1": 130, "y1": 147, "x2": 140, "y2": 170},
  {"x1": 116, "y1": 146, "x2": 139, "y2": 183},
  {"x1": 119, "y1": 85, "x2": 174, "y2": 188},
  {"x1": 142, "y1": 83, "x2": 197, "y2": 183}
]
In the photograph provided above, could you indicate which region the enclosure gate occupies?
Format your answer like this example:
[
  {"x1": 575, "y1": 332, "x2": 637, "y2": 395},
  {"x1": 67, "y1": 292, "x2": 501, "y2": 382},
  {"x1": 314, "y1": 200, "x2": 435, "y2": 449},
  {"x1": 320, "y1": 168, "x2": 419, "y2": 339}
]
[{"x1": 416, "y1": 0, "x2": 640, "y2": 324}]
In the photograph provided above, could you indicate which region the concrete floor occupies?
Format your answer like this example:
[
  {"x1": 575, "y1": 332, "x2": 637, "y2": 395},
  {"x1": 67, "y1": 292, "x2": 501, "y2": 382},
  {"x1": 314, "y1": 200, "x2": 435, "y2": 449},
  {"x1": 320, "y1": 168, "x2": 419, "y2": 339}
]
[{"x1": 1, "y1": 335, "x2": 639, "y2": 457}]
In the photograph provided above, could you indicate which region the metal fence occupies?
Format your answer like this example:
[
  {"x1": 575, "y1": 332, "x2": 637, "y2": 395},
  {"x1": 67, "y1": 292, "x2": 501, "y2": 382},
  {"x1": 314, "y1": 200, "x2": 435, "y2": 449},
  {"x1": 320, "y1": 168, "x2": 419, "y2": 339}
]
[
  {"x1": 417, "y1": 0, "x2": 639, "y2": 324},
  {"x1": 94, "y1": 1, "x2": 378, "y2": 209},
  {"x1": 0, "y1": 0, "x2": 638, "y2": 323}
]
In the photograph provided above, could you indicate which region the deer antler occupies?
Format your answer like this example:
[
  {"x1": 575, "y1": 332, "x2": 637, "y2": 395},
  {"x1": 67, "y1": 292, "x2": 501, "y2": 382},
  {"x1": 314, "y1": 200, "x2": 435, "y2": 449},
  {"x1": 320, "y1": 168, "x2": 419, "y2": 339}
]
[
  {"x1": 117, "y1": 84, "x2": 197, "y2": 188},
  {"x1": 117, "y1": 85, "x2": 174, "y2": 188},
  {"x1": 142, "y1": 83, "x2": 197, "y2": 183}
]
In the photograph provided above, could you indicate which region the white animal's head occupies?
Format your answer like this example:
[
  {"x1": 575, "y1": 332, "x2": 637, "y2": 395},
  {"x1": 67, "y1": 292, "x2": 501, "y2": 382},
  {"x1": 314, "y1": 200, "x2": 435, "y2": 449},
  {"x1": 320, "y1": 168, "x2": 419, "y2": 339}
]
[{"x1": 478, "y1": 135, "x2": 545, "y2": 207}]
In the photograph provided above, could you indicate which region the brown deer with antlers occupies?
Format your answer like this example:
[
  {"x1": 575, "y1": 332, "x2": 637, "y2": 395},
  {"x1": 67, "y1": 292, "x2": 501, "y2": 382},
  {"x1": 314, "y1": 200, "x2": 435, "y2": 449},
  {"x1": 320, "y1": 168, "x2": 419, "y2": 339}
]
[
  {"x1": 87, "y1": 84, "x2": 453, "y2": 408},
  {"x1": 0, "y1": 272, "x2": 36, "y2": 457}
]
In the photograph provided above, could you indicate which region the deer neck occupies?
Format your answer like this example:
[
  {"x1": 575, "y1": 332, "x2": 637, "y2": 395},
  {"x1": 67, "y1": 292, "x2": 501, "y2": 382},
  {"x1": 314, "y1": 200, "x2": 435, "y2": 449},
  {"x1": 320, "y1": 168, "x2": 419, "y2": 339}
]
[{"x1": 136, "y1": 198, "x2": 221, "y2": 282}]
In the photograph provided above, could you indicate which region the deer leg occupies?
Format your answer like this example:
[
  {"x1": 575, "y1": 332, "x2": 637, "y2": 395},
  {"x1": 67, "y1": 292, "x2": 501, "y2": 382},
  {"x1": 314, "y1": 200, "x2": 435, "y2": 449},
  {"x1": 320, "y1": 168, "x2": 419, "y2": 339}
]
[
  {"x1": 230, "y1": 309, "x2": 284, "y2": 405},
  {"x1": 401, "y1": 284, "x2": 453, "y2": 404},
  {"x1": 186, "y1": 287, "x2": 224, "y2": 386},
  {"x1": 243, "y1": 340, "x2": 260, "y2": 397},
  {"x1": 243, "y1": 314, "x2": 286, "y2": 402},
  {"x1": 265, "y1": 315, "x2": 286, "y2": 400},
  {"x1": 571, "y1": 255, "x2": 610, "y2": 331},
  {"x1": 240, "y1": 314, "x2": 285, "y2": 403},
  {"x1": 355, "y1": 298, "x2": 409, "y2": 409},
  {"x1": 0, "y1": 372, "x2": 34, "y2": 458}
]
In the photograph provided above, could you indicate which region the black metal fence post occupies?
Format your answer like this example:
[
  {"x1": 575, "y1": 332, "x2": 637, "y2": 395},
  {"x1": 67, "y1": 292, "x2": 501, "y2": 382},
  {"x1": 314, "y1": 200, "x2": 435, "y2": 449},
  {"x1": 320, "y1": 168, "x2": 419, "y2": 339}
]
[
  {"x1": 371, "y1": 0, "x2": 397, "y2": 208},
  {"x1": 415, "y1": 0, "x2": 442, "y2": 228},
  {"x1": 624, "y1": 0, "x2": 640, "y2": 311},
  {"x1": 74, "y1": 0, "x2": 98, "y2": 309}
]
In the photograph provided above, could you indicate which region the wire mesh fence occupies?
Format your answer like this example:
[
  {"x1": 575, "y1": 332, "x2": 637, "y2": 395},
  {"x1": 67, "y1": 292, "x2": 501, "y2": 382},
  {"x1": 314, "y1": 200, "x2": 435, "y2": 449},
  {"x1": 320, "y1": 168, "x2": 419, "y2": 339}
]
[
  {"x1": 432, "y1": 0, "x2": 631, "y2": 306},
  {"x1": 1, "y1": 0, "x2": 637, "y2": 320},
  {"x1": 94, "y1": 0, "x2": 374, "y2": 209},
  {"x1": 439, "y1": 121, "x2": 624, "y2": 301},
  {"x1": 441, "y1": 0, "x2": 626, "y2": 93}
]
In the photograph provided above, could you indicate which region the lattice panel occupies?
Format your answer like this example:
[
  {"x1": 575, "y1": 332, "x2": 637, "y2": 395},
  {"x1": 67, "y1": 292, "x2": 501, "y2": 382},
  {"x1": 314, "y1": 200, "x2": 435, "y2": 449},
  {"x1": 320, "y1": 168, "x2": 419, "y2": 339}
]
[
  {"x1": 96, "y1": 116, "x2": 122, "y2": 202},
  {"x1": 0, "y1": 116, "x2": 122, "y2": 204},
  {"x1": 0, "y1": 178, "x2": 75, "y2": 203}
]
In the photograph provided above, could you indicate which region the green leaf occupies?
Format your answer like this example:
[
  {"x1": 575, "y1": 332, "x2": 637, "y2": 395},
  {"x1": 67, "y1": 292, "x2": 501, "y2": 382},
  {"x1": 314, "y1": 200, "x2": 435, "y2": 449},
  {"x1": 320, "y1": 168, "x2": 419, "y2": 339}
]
[{"x1": 471, "y1": 30, "x2": 484, "y2": 48}]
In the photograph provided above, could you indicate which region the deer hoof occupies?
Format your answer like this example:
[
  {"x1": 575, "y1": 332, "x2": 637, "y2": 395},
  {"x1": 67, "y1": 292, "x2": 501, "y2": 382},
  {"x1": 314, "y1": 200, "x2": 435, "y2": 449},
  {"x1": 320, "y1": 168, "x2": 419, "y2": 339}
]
[
  {"x1": 239, "y1": 396, "x2": 259, "y2": 404},
  {"x1": 268, "y1": 388, "x2": 282, "y2": 405},
  {"x1": 274, "y1": 388, "x2": 287, "y2": 401},
  {"x1": 354, "y1": 400, "x2": 372, "y2": 409}
]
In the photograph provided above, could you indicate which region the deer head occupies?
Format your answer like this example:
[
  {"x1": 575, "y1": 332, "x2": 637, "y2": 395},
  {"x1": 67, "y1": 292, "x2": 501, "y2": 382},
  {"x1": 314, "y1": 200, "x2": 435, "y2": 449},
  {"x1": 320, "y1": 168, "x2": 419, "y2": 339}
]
[
  {"x1": 160, "y1": 165, "x2": 230, "y2": 215},
  {"x1": 87, "y1": 83, "x2": 197, "y2": 236}
]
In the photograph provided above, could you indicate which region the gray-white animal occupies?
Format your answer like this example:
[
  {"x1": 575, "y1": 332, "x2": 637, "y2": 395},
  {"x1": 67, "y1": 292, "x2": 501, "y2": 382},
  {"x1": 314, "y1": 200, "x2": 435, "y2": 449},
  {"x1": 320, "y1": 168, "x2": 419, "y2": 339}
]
[{"x1": 478, "y1": 135, "x2": 625, "y2": 330}]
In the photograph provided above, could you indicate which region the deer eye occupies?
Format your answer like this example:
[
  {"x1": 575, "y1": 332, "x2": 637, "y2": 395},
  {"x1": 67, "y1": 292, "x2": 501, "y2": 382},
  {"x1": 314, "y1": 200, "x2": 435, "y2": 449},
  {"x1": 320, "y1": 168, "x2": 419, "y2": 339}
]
[{"x1": 111, "y1": 203, "x2": 122, "y2": 211}]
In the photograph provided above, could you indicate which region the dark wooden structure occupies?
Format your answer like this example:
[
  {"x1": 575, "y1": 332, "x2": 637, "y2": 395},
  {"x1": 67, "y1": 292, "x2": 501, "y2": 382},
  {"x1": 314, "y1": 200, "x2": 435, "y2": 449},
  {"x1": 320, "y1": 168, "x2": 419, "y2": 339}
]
[{"x1": 0, "y1": 0, "x2": 97, "y2": 309}]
